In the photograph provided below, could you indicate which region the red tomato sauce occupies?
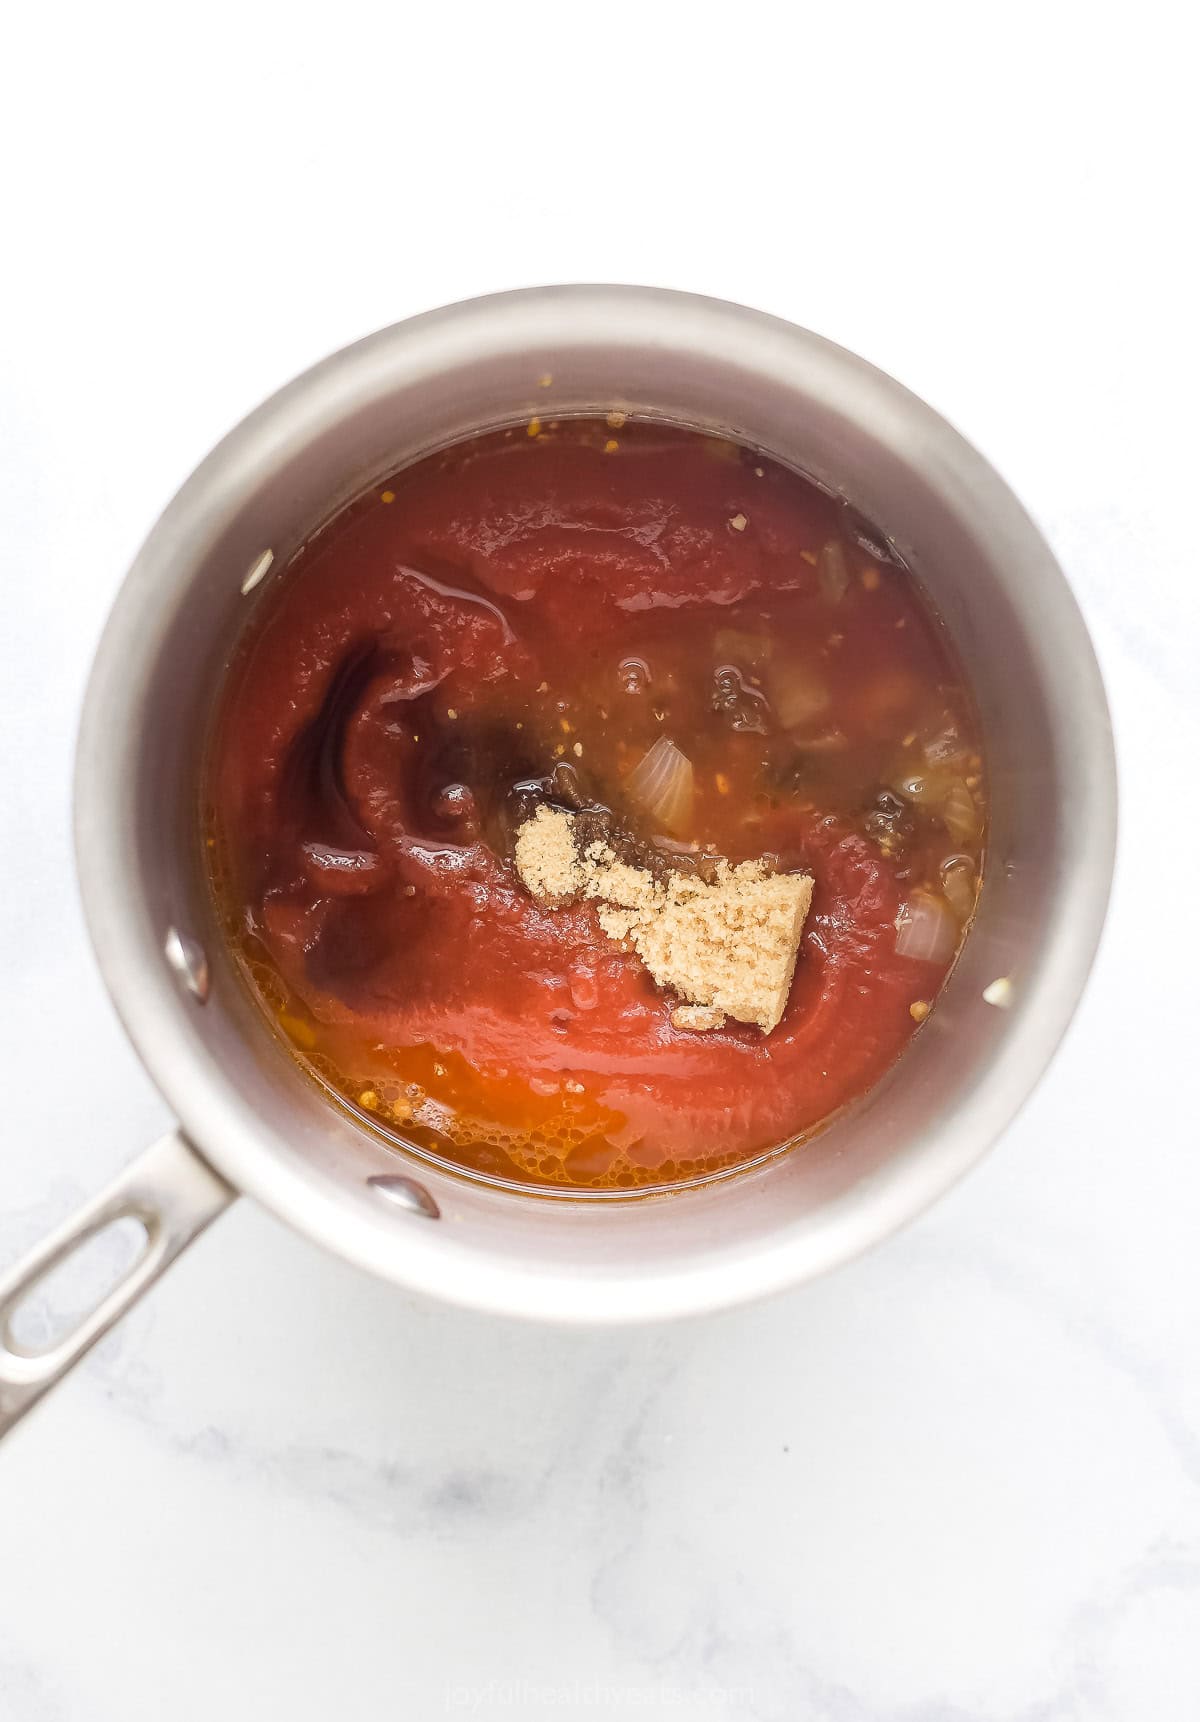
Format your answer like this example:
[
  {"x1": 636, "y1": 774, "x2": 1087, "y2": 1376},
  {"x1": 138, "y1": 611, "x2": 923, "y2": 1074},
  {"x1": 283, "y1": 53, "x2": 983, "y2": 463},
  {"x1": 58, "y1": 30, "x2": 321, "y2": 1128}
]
[{"x1": 206, "y1": 422, "x2": 986, "y2": 1191}]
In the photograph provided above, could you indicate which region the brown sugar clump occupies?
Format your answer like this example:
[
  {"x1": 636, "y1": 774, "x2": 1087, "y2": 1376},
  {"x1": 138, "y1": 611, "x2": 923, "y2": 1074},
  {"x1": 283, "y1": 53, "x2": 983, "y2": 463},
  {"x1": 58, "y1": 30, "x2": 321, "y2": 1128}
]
[
  {"x1": 513, "y1": 804, "x2": 583, "y2": 904},
  {"x1": 514, "y1": 806, "x2": 812, "y2": 1034}
]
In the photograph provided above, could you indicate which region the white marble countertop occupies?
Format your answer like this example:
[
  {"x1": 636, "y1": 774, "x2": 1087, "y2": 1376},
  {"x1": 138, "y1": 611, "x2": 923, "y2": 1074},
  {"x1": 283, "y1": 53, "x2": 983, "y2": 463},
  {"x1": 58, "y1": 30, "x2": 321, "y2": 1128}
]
[{"x1": 2, "y1": 6, "x2": 1197, "y2": 1718}]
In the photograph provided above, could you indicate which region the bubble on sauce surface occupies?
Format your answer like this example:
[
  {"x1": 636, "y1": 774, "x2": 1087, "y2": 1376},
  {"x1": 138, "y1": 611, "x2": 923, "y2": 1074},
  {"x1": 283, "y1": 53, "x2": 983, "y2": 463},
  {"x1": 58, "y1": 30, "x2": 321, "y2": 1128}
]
[
  {"x1": 235, "y1": 945, "x2": 753, "y2": 1192},
  {"x1": 277, "y1": 1021, "x2": 754, "y2": 1189},
  {"x1": 618, "y1": 657, "x2": 651, "y2": 695},
  {"x1": 257, "y1": 1021, "x2": 756, "y2": 1190},
  {"x1": 411, "y1": 1098, "x2": 696, "y2": 1189}
]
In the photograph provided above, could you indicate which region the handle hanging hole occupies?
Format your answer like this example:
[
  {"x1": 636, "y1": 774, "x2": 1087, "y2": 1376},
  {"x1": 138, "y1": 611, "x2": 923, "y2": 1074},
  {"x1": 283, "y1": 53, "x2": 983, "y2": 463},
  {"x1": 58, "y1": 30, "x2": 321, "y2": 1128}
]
[{"x1": 3, "y1": 1215, "x2": 150, "y2": 1358}]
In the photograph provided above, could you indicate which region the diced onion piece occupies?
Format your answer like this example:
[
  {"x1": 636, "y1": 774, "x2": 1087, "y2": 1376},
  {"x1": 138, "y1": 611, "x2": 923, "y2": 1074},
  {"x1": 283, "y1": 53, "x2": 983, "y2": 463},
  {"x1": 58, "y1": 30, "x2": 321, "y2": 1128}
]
[
  {"x1": 941, "y1": 776, "x2": 981, "y2": 844},
  {"x1": 651, "y1": 835, "x2": 702, "y2": 855},
  {"x1": 625, "y1": 736, "x2": 695, "y2": 835},
  {"x1": 767, "y1": 655, "x2": 831, "y2": 729},
  {"x1": 893, "y1": 769, "x2": 942, "y2": 808},
  {"x1": 923, "y1": 722, "x2": 968, "y2": 768},
  {"x1": 894, "y1": 769, "x2": 982, "y2": 845},
  {"x1": 940, "y1": 854, "x2": 978, "y2": 922},
  {"x1": 895, "y1": 889, "x2": 959, "y2": 965},
  {"x1": 818, "y1": 538, "x2": 850, "y2": 603}
]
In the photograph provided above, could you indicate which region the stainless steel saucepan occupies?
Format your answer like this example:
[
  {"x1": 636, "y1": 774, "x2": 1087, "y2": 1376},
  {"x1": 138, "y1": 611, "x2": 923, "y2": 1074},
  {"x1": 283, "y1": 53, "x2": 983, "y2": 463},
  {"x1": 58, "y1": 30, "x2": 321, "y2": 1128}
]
[{"x1": 0, "y1": 286, "x2": 1117, "y2": 1439}]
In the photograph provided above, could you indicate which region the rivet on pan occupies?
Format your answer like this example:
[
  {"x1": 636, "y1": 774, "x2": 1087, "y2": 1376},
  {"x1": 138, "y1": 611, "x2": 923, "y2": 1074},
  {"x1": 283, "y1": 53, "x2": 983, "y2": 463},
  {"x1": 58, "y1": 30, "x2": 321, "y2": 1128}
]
[
  {"x1": 982, "y1": 976, "x2": 1014, "y2": 1009},
  {"x1": 368, "y1": 1174, "x2": 441, "y2": 1219},
  {"x1": 240, "y1": 548, "x2": 274, "y2": 595},
  {"x1": 164, "y1": 927, "x2": 209, "y2": 1002}
]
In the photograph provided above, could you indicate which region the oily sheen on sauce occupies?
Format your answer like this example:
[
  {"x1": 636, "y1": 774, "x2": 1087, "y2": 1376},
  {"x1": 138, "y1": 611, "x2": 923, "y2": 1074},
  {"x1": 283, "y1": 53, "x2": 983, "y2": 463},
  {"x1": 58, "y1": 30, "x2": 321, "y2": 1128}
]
[{"x1": 205, "y1": 421, "x2": 986, "y2": 1192}]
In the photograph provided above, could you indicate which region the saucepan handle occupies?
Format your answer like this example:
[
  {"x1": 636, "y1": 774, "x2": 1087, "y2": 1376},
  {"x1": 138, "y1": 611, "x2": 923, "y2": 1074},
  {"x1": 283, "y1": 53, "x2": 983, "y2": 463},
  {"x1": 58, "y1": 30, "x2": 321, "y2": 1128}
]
[{"x1": 0, "y1": 1129, "x2": 235, "y2": 1441}]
